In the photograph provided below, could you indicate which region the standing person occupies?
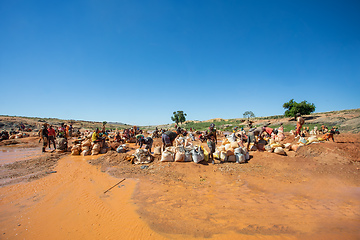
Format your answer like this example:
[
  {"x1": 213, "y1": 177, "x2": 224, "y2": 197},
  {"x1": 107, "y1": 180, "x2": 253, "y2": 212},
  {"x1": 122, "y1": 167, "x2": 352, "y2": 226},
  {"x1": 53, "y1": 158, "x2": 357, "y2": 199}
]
[
  {"x1": 47, "y1": 125, "x2": 56, "y2": 150},
  {"x1": 64, "y1": 124, "x2": 69, "y2": 138},
  {"x1": 247, "y1": 120, "x2": 254, "y2": 129},
  {"x1": 40, "y1": 123, "x2": 49, "y2": 153},
  {"x1": 296, "y1": 113, "x2": 305, "y2": 137},
  {"x1": 69, "y1": 124, "x2": 73, "y2": 137},
  {"x1": 205, "y1": 123, "x2": 217, "y2": 164}
]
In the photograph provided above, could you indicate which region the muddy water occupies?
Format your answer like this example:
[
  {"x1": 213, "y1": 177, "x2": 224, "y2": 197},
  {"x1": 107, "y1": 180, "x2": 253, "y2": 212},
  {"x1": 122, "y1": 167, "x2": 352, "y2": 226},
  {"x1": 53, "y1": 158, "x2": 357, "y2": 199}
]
[
  {"x1": 0, "y1": 147, "x2": 42, "y2": 164},
  {"x1": 0, "y1": 155, "x2": 166, "y2": 240}
]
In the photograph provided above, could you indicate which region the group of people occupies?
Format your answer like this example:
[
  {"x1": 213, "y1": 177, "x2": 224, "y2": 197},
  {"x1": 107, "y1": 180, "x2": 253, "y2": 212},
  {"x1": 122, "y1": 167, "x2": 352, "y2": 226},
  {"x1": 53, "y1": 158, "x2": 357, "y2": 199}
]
[
  {"x1": 119, "y1": 126, "x2": 143, "y2": 141},
  {"x1": 293, "y1": 113, "x2": 340, "y2": 141},
  {"x1": 0, "y1": 124, "x2": 31, "y2": 141},
  {"x1": 37, "y1": 111, "x2": 341, "y2": 155},
  {"x1": 39, "y1": 123, "x2": 73, "y2": 152}
]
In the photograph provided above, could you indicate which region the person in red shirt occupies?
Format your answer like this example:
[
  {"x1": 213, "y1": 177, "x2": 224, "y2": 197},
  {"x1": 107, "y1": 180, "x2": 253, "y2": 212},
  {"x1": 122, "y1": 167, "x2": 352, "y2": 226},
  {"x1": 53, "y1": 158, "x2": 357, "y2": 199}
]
[{"x1": 47, "y1": 125, "x2": 56, "y2": 150}]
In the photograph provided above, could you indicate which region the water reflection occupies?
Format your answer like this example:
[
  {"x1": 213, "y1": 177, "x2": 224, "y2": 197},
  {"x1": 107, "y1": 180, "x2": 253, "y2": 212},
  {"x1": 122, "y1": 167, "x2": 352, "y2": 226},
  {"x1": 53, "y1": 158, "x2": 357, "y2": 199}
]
[{"x1": 0, "y1": 147, "x2": 42, "y2": 164}]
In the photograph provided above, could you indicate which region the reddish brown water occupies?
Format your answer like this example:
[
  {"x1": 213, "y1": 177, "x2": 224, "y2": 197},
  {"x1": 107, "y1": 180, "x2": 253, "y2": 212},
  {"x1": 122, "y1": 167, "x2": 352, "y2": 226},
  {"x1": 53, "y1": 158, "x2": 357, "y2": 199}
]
[{"x1": 0, "y1": 147, "x2": 42, "y2": 164}]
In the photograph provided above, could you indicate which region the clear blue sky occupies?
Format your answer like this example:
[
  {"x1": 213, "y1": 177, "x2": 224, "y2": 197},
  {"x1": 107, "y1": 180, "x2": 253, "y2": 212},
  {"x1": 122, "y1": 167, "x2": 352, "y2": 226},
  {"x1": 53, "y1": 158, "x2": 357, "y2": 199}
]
[{"x1": 1, "y1": 0, "x2": 359, "y2": 125}]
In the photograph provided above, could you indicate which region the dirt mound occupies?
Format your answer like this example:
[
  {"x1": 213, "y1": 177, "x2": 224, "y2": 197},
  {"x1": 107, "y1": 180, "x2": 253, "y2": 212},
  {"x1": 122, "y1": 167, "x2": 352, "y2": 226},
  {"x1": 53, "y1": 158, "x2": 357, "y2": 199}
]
[
  {"x1": 0, "y1": 139, "x2": 20, "y2": 146},
  {"x1": 0, "y1": 137, "x2": 40, "y2": 148},
  {"x1": 295, "y1": 143, "x2": 349, "y2": 165},
  {"x1": 295, "y1": 133, "x2": 360, "y2": 163},
  {"x1": 88, "y1": 151, "x2": 132, "y2": 166}
]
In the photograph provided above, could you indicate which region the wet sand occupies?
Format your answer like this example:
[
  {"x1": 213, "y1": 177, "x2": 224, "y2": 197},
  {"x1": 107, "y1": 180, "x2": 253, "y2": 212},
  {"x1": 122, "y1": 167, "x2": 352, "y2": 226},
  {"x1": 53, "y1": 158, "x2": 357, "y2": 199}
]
[{"x1": 0, "y1": 155, "x2": 166, "y2": 240}]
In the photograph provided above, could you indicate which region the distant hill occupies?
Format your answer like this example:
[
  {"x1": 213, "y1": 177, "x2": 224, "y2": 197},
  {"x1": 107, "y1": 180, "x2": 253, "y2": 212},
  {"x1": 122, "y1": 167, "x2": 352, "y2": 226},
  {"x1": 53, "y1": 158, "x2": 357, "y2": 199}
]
[{"x1": 1, "y1": 108, "x2": 359, "y2": 133}]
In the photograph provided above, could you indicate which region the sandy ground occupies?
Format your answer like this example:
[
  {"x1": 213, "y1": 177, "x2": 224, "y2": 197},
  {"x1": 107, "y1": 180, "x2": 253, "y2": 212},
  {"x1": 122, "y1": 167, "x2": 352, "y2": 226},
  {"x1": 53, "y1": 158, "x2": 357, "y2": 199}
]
[{"x1": 0, "y1": 134, "x2": 359, "y2": 239}]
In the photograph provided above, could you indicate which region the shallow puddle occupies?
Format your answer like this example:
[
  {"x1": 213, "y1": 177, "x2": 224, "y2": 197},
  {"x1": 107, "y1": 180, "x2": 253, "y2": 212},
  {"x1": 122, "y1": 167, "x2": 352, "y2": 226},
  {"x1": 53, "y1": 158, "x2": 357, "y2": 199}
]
[{"x1": 0, "y1": 147, "x2": 42, "y2": 164}]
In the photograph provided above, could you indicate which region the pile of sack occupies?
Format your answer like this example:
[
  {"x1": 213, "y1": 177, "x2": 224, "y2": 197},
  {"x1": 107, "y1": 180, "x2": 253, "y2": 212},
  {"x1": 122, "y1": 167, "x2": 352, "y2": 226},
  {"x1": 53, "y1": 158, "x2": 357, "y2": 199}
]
[
  {"x1": 263, "y1": 141, "x2": 287, "y2": 155},
  {"x1": 263, "y1": 135, "x2": 325, "y2": 155},
  {"x1": 174, "y1": 136, "x2": 193, "y2": 148},
  {"x1": 157, "y1": 135, "x2": 204, "y2": 163},
  {"x1": 9, "y1": 133, "x2": 29, "y2": 139},
  {"x1": 132, "y1": 149, "x2": 154, "y2": 164},
  {"x1": 71, "y1": 138, "x2": 109, "y2": 156},
  {"x1": 116, "y1": 144, "x2": 128, "y2": 153},
  {"x1": 160, "y1": 145, "x2": 205, "y2": 163},
  {"x1": 214, "y1": 139, "x2": 249, "y2": 163},
  {"x1": 158, "y1": 134, "x2": 250, "y2": 164}
]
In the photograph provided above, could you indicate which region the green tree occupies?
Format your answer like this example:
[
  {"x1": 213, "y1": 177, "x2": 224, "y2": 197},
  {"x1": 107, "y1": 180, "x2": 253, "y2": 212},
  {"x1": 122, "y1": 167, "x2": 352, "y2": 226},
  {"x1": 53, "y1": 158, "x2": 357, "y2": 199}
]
[
  {"x1": 283, "y1": 99, "x2": 316, "y2": 117},
  {"x1": 102, "y1": 121, "x2": 107, "y2": 126},
  {"x1": 243, "y1": 111, "x2": 255, "y2": 119},
  {"x1": 171, "y1": 111, "x2": 187, "y2": 125}
]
